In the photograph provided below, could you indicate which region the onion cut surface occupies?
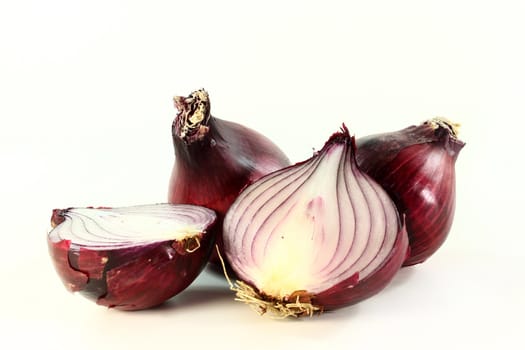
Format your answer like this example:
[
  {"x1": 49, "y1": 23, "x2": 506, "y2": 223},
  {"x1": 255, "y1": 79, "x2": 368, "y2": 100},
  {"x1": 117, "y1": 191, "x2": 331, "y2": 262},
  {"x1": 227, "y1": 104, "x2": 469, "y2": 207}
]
[
  {"x1": 48, "y1": 203, "x2": 216, "y2": 310},
  {"x1": 223, "y1": 126, "x2": 408, "y2": 317}
]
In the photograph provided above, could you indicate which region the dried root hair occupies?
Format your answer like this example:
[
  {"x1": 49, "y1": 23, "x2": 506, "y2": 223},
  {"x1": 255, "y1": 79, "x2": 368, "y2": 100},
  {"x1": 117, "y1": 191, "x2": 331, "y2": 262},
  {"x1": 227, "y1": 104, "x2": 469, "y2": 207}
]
[{"x1": 216, "y1": 246, "x2": 323, "y2": 319}]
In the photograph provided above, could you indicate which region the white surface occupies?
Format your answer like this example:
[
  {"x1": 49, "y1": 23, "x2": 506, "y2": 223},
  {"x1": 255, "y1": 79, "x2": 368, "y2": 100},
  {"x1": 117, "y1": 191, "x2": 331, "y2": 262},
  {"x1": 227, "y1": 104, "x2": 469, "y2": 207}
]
[{"x1": 1, "y1": 1, "x2": 523, "y2": 349}]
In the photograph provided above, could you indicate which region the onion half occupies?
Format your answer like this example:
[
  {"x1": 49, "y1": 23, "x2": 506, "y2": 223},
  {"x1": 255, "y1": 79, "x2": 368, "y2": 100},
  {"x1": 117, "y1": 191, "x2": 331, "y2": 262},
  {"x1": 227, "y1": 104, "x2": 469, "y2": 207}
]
[
  {"x1": 223, "y1": 126, "x2": 408, "y2": 317},
  {"x1": 47, "y1": 203, "x2": 216, "y2": 310}
]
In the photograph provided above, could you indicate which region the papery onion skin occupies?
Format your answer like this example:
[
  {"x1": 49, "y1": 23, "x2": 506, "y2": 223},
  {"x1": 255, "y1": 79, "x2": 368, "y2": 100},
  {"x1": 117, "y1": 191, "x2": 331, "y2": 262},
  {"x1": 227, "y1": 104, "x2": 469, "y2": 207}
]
[
  {"x1": 356, "y1": 118, "x2": 465, "y2": 266},
  {"x1": 47, "y1": 204, "x2": 216, "y2": 311},
  {"x1": 223, "y1": 126, "x2": 408, "y2": 316},
  {"x1": 168, "y1": 89, "x2": 290, "y2": 269},
  {"x1": 48, "y1": 239, "x2": 88, "y2": 292}
]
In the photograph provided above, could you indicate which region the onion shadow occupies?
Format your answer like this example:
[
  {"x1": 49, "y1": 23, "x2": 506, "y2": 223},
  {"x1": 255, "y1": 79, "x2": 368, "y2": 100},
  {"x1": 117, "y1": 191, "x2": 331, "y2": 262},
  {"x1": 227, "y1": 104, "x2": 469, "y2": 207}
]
[
  {"x1": 148, "y1": 268, "x2": 234, "y2": 312},
  {"x1": 388, "y1": 265, "x2": 418, "y2": 288},
  {"x1": 157, "y1": 285, "x2": 233, "y2": 311}
]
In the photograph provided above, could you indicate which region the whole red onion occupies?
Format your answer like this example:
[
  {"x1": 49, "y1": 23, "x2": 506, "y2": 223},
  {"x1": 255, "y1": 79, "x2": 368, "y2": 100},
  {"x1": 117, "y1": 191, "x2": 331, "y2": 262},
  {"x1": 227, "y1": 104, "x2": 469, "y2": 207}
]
[
  {"x1": 168, "y1": 89, "x2": 290, "y2": 269},
  {"x1": 356, "y1": 118, "x2": 465, "y2": 266}
]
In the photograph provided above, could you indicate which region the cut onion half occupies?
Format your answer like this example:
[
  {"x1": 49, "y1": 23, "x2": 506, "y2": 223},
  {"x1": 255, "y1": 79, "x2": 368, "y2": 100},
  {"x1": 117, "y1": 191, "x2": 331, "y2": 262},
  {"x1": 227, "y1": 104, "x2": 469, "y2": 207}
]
[
  {"x1": 47, "y1": 203, "x2": 216, "y2": 311},
  {"x1": 223, "y1": 126, "x2": 409, "y2": 317}
]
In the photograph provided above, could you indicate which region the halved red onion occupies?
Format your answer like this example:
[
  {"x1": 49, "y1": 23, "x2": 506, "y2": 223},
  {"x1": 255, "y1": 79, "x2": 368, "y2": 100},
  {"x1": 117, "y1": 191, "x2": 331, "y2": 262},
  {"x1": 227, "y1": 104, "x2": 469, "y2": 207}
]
[
  {"x1": 356, "y1": 118, "x2": 465, "y2": 266},
  {"x1": 47, "y1": 203, "x2": 216, "y2": 310},
  {"x1": 223, "y1": 126, "x2": 408, "y2": 317},
  {"x1": 168, "y1": 89, "x2": 290, "y2": 269}
]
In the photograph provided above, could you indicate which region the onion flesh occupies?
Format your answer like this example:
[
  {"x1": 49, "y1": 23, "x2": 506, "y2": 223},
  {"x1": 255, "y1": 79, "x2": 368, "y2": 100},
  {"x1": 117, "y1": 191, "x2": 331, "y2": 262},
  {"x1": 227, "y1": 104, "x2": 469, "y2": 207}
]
[
  {"x1": 48, "y1": 203, "x2": 216, "y2": 310},
  {"x1": 223, "y1": 126, "x2": 408, "y2": 317}
]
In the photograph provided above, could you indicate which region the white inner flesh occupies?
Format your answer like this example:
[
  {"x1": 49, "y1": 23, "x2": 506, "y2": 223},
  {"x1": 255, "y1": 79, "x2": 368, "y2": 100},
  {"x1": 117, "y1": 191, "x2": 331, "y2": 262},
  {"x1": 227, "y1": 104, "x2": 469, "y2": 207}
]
[
  {"x1": 49, "y1": 204, "x2": 215, "y2": 249},
  {"x1": 253, "y1": 148, "x2": 344, "y2": 297},
  {"x1": 225, "y1": 144, "x2": 399, "y2": 299}
]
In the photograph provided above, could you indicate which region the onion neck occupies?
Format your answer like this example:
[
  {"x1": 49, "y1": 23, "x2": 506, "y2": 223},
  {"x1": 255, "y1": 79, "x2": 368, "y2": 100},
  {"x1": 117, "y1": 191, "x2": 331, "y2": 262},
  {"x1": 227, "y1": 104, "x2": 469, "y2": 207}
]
[
  {"x1": 171, "y1": 89, "x2": 225, "y2": 168},
  {"x1": 427, "y1": 117, "x2": 460, "y2": 138},
  {"x1": 425, "y1": 117, "x2": 465, "y2": 159},
  {"x1": 173, "y1": 89, "x2": 212, "y2": 144},
  {"x1": 169, "y1": 93, "x2": 248, "y2": 207}
]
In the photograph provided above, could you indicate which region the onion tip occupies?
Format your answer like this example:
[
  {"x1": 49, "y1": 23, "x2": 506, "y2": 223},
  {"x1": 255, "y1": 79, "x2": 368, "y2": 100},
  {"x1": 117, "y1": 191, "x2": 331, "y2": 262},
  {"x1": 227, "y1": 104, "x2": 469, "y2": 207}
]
[
  {"x1": 426, "y1": 116, "x2": 461, "y2": 137},
  {"x1": 173, "y1": 89, "x2": 211, "y2": 143}
]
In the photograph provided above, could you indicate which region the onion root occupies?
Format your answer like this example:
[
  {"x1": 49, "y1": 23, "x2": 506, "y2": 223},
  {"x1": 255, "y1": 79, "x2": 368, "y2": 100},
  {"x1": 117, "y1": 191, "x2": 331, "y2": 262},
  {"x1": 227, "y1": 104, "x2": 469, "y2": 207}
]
[{"x1": 216, "y1": 246, "x2": 322, "y2": 318}]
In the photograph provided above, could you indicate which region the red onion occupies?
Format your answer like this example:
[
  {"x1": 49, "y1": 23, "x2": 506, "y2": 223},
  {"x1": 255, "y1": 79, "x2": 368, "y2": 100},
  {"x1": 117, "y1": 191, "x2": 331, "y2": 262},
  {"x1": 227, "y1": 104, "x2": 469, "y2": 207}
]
[
  {"x1": 47, "y1": 203, "x2": 216, "y2": 310},
  {"x1": 356, "y1": 118, "x2": 465, "y2": 266},
  {"x1": 222, "y1": 126, "x2": 408, "y2": 317},
  {"x1": 168, "y1": 89, "x2": 290, "y2": 268}
]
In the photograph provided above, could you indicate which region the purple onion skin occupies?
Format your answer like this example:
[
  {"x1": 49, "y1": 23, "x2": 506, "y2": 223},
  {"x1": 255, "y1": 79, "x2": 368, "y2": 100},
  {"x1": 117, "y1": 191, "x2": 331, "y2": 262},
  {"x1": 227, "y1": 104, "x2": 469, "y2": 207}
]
[
  {"x1": 48, "y1": 239, "x2": 89, "y2": 292},
  {"x1": 48, "y1": 215, "x2": 216, "y2": 311},
  {"x1": 168, "y1": 90, "x2": 290, "y2": 268},
  {"x1": 356, "y1": 119, "x2": 465, "y2": 266}
]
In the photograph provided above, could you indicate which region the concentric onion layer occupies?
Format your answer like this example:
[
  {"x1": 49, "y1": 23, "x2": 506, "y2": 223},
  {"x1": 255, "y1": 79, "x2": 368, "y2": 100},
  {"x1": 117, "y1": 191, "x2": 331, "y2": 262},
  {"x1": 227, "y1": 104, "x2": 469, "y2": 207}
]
[
  {"x1": 223, "y1": 128, "x2": 408, "y2": 310},
  {"x1": 49, "y1": 204, "x2": 216, "y2": 250}
]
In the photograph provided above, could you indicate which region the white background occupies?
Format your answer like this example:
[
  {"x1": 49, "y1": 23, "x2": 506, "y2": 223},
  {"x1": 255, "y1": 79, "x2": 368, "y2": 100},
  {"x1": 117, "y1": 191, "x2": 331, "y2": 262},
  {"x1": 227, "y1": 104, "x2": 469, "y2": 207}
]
[{"x1": 1, "y1": 0, "x2": 523, "y2": 349}]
